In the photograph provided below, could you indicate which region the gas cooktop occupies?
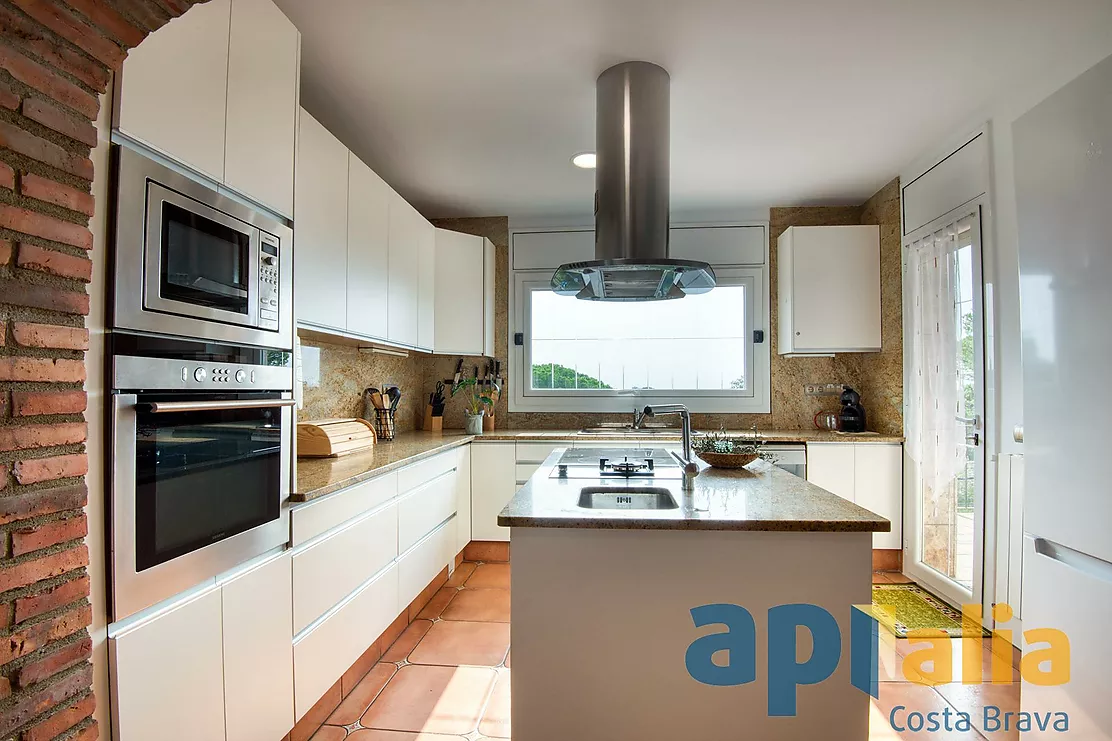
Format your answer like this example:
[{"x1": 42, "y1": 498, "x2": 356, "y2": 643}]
[{"x1": 550, "y1": 447, "x2": 683, "y2": 480}]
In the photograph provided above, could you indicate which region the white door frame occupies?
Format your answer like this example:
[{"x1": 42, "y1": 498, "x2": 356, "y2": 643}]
[{"x1": 901, "y1": 199, "x2": 993, "y2": 611}]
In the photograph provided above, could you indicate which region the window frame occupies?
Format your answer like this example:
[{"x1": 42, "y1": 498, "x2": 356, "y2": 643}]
[{"x1": 509, "y1": 266, "x2": 771, "y2": 414}]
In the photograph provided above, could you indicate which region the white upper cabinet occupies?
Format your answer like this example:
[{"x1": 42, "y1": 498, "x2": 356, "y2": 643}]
[
  {"x1": 669, "y1": 226, "x2": 766, "y2": 265},
  {"x1": 434, "y1": 229, "x2": 494, "y2": 356},
  {"x1": 295, "y1": 109, "x2": 349, "y2": 330},
  {"x1": 117, "y1": 0, "x2": 231, "y2": 181},
  {"x1": 346, "y1": 154, "x2": 390, "y2": 340},
  {"x1": 417, "y1": 221, "x2": 436, "y2": 351},
  {"x1": 224, "y1": 0, "x2": 300, "y2": 217},
  {"x1": 482, "y1": 237, "x2": 495, "y2": 357},
  {"x1": 387, "y1": 193, "x2": 423, "y2": 347},
  {"x1": 116, "y1": 0, "x2": 299, "y2": 215},
  {"x1": 777, "y1": 225, "x2": 881, "y2": 355}
]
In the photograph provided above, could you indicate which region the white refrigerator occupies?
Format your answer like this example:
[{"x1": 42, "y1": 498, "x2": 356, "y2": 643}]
[{"x1": 1014, "y1": 52, "x2": 1112, "y2": 740}]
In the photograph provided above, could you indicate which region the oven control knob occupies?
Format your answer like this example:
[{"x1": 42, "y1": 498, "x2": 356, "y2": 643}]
[
  {"x1": 193, "y1": 367, "x2": 207, "y2": 383},
  {"x1": 235, "y1": 369, "x2": 247, "y2": 383}
]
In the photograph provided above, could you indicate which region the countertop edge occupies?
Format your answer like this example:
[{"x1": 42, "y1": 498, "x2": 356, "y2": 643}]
[
  {"x1": 293, "y1": 435, "x2": 475, "y2": 502},
  {"x1": 496, "y1": 516, "x2": 890, "y2": 532}
]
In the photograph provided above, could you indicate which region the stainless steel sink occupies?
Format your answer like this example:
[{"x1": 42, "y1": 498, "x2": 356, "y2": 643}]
[
  {"x1": 577, "y1": 486, "x2": 679, "y2": 510},
  {"x1": 577, "y1": 426, "x2": 678, "y2": 436}
]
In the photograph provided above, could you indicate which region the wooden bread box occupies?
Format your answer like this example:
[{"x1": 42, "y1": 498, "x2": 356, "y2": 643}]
[{"x1": 297, "y1": 418, "x2": 376, "y2": 458}]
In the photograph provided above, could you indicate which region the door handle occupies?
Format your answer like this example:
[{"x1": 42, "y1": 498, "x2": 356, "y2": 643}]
[
  {"x1": 1013, "y1": 425, "x2": 1024, "y2": 443},
  {"x1": 966, "y1": 432, "x2": 980, "y2": 446},
  {"x1": 142, "y1": 399, "x2": 296, "y2": 413}
]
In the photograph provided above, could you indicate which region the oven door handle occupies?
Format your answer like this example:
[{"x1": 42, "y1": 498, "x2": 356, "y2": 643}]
[{"x1": 141, "y1": 398, "x2": 298, "y2": 414}]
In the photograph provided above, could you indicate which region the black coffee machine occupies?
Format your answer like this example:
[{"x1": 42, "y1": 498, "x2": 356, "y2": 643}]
[{"x1": 839, "y1": 386, "x2": 867, "y2": 433}]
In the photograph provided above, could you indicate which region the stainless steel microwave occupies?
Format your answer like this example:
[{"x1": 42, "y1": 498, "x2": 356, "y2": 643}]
[{"x1": 111, "y1": 146, "x2": 293, "y2": 350}]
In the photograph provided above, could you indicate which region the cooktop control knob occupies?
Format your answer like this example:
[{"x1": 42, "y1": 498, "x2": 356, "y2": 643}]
[
  {"x1": 558, "y1": 464, "x2": 568, "y2": 477},
  {"x1": 193, "y1": 367, "x2": 207, "y2": 383},
  {"x1": 235, "y1": 369, "x2": 247, "y2": 383}
]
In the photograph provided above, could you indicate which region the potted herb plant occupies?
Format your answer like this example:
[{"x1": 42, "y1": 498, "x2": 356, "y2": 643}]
[{"x1": 451, "y1": 377, "x2": 495, "y2": 435}]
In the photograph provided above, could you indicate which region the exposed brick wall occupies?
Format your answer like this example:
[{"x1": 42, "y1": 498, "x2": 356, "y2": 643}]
[{"x1": 0, "y1": 1, "x2": 207, "y2": 738}]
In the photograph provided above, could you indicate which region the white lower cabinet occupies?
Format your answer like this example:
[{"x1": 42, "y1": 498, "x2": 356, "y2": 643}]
[
  {"x1": 806, "y1": 442, "x2": 902, "y2": 549},
  {"x1": 804, "y1": 443, "x2": 856, "y2": 502},
  {"x1": 470, "y1": 442, "x2": 517, "y2": 542},
  {"x1": 222, "y1": 552, "x2": 294, "y2": 741},
  {"x1": 291, "y1": 503, "x2": 398, "y2": 634},
  {"x1": 110, "y1": 588, "x2": 227, "y2": 741},
  {"x1": 398, "y1": 473, "x2": 457, "y2": 554},
  {"x1": 456, "y1": 447, "x2": 473, "y2": 552},
  {"x1": 293, "y1": 564, "x2": 399, "y2": 719},
  {"x1": 399, "y1": 519, "x2": 456, "y2": 608},
  {"x1": 109, "y1": 551, "x2": 297, "y2": 741}
]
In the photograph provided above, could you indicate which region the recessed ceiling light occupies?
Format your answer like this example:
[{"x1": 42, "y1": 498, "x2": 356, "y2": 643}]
[{"x1": 572, "y1": 152, "x2": 596, "y2": 169}]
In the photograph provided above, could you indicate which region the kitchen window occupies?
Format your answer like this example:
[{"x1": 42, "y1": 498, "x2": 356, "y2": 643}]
[{"x1": 511, "y1": 267, "x2": 771, "y2": 413}]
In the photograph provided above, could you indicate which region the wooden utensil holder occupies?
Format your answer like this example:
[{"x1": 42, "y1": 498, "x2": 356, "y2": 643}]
[{"x1": 423, "y1": 404, "x2": 443, "y2": 432}]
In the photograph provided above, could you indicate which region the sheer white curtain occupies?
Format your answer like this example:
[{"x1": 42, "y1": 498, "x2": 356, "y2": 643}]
[{"x1": 906, "y1": 218, "x2": 968, "y2": 518}]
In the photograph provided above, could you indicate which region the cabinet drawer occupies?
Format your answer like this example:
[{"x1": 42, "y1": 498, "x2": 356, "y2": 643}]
[
  {"x1": 291, "y1": 472, "x2": 397, "y2": 546},
  {"x1": 398, "y1": 448, "x2": 462, "y2": 492},
  {"x1": 293, "y1": 563, "x2": 398, "y2": 719},
  {"x1": 398, "y1": 471, "x2": 457, "y2": 554},
  {"x1": 515, "y1": 442, "x2": 563, "y2": 463},
  {"x1": 398, "y1": 519, "x2": 455, "y2": 609},
  {"x1": 292, "y1": 503, "x2": 397, "y2": 634},
  {"x1": 515, "y1": 463, "x2": 542, "y2": 484}
]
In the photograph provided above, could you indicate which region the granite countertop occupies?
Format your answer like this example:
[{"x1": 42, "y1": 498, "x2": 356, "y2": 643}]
[
  {"x1": 497, "y1": 457, "x2": 891, "y2": 533},
  {"x1": 476, "y1": 429, "x2": 904, "y2": 443},
  {"x1": 294, "y1": 427, "x2": 903, "y2": 503},
  {"x1": 294, "y1": 431, "x2": 473, "y2": 501}
]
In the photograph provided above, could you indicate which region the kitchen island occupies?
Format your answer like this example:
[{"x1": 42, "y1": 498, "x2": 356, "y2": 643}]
[{"x1": 498, "y1": 450, "x2": 889, "y2": 741}]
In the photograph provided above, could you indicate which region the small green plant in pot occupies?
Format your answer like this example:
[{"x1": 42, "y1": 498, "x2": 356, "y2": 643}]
[
  {"x1": 451, "y1": 377, "x2": 495, "y2": 434},
  {"x1": 691, "y1": 427, "x2": 777, "y2": 469}
]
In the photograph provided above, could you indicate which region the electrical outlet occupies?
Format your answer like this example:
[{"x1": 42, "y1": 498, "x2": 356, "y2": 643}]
[{"x1": 804, "y1": 383, "x2": 845, "y2": 396}]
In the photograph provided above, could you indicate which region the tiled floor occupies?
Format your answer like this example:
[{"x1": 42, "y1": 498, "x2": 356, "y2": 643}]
[{"x1": 309, "y1": 566, "x2": 1019, "y2": 740}]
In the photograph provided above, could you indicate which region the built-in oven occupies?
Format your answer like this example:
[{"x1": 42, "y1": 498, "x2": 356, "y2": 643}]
[
  {"x1": 109, "y1": 334, "x2": 294, "y2": 622},
  {"x1": 111, "y1": 145, "x2": 293, "y2": 350}
]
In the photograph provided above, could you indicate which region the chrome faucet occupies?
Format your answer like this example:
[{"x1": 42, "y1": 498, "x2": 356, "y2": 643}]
[
  {"x1": 632, "y1": 407, "x2": 647, "y2": 430},
  {"x1": 642, "y1": 404, "x2": 699, "y2": 490}
]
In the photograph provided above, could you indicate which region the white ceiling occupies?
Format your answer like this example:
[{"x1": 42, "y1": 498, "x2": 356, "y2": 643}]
[{"x1": 274, "y1": 0, "x2": 1112, "y2": 221}]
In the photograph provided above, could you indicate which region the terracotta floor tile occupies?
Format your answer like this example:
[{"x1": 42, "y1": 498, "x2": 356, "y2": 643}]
[
  {"x1": 308, "y1": 727, "x2": 346, "y2": 741},
  {"x1": 894, "y1": 638, "x2": 1021, "y2": 684},
  {"x1": 478, "y1": 671, "x2": 510, "y2": 738},
  {"x1": 504, "y1": 649, "x2": 510, "y2": 668},
  {"x1": 873, "y1": 572, "x2": 893, "y2": 584},
  {"x1": 347, "y1": 731, "x2": 466, "y2": 740},
  {"x1": 935, "y1": 682, "x2": 1021, "y2": 739},
  {"x1": 886, "y1": 572, "x2": 915, "y2": 584},
  {"x1": 327, "y1": 663, "x2": 397, "y2": 725},
  {"x1": 445, "y1": 562, "x2": 478, "y2": 588},
  {"x1": 382, "y1": 619, "x2": 434, "y2": 663},
  {"x1": 872, "y1": 683, "x2": 988, "y2": 740},
  {"x1": 361, "y1": 664, "x2": 496, "y2": 735},
  {"x1": 410, "y1": 620, "x2": 510, "y2": 667},
  {"x1": 465, "y1": 563, "x2": 510, "y2": 589},
  {"x1": 440, "y1": 588, "x2": 510, "y2": 623},
  {"x1": 417, "y1": 588, "x2": 460, "y2": 620}
]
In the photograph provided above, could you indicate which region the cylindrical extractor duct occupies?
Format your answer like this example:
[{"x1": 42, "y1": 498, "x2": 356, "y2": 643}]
[{"x1": 594, "y1": 61, "x2": 670, "y2": 261}]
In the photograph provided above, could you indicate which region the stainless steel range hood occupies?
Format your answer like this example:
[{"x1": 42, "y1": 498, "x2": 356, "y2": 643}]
[{"x1": 552, "y1": 61, "x2": 716, "y2": 301}]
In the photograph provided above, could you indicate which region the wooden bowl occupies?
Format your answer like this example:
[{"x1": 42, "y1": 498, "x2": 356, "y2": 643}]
[{"x1": 694, "y1": 451, "x2": 760, "y2": 469}]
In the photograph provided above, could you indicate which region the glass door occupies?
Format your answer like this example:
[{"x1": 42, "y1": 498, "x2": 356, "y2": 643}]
[{"x1": 903, "y1": 208, "x2": 986, "y2": 607}]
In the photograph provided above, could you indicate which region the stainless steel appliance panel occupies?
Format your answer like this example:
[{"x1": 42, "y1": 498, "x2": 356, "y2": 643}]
[
  {"x1": 112, "y1": 145, "x2": 293, "y2": 349},
  {"x1": 110, "y1": 391, "x2": 292, "y2": 622}
]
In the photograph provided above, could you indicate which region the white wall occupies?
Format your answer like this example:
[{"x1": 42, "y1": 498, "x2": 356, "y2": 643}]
[{"x1": 87, "y1": 87, "x2": 113, "y2": 734}]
